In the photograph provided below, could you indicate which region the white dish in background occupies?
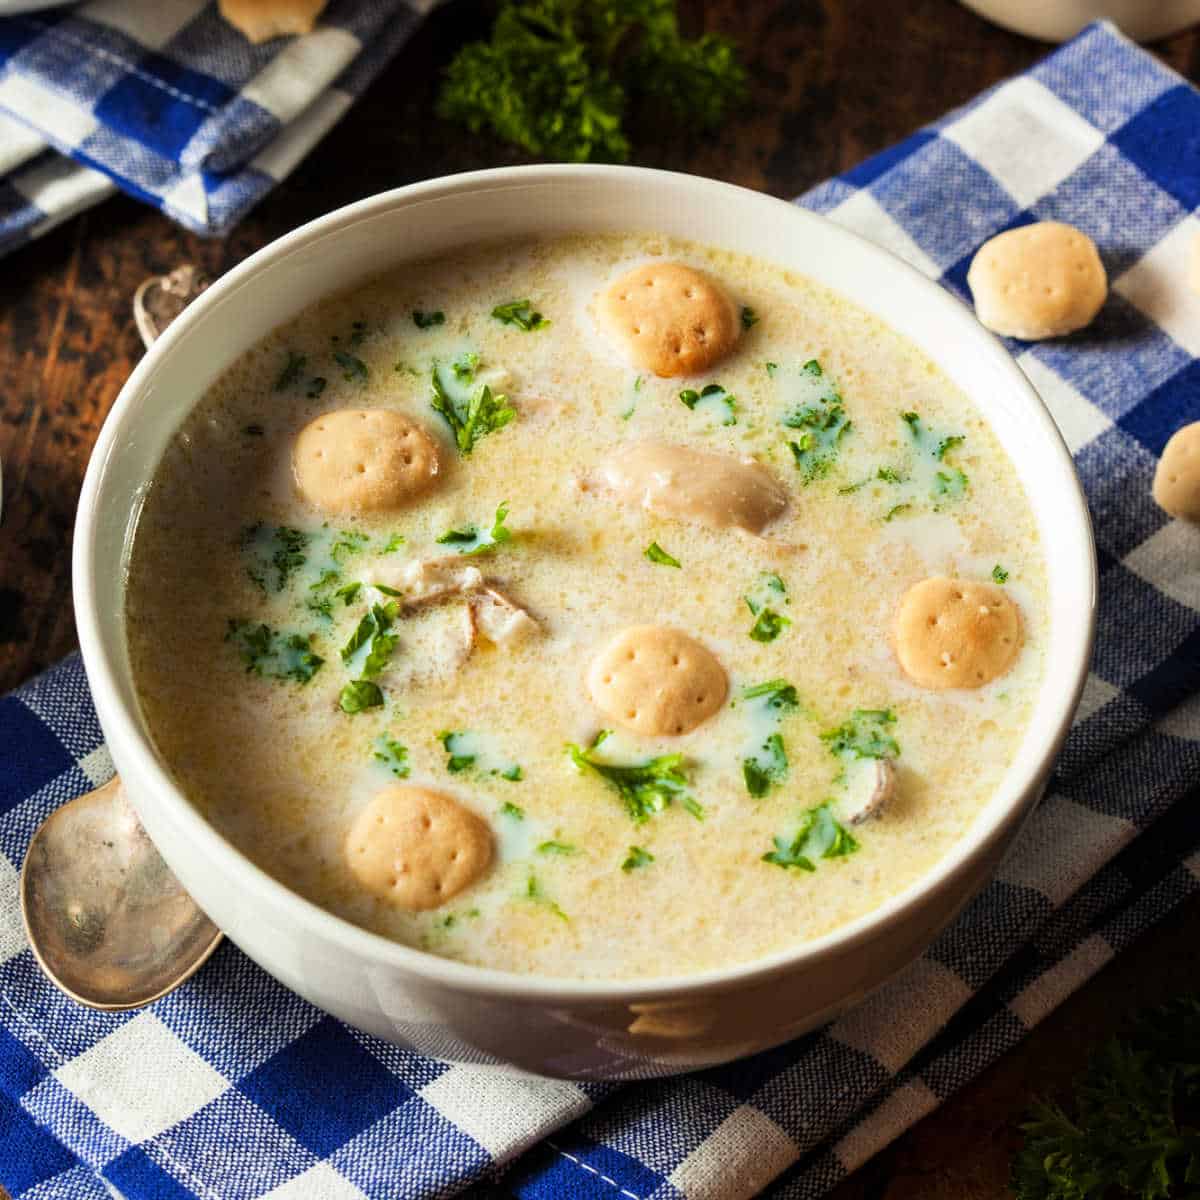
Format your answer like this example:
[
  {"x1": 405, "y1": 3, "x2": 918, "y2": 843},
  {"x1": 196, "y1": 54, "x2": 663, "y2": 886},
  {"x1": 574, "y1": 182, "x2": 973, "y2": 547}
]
[
  {"x1": 73, "y1": 166, "x2": 1097, "y2": 1079},
  {"x1": 960, "y1": 0, "x2": 1200, "y2": 42},
  {"x1": 0, "y1": 0, "x2": 75, "y2": 13}
]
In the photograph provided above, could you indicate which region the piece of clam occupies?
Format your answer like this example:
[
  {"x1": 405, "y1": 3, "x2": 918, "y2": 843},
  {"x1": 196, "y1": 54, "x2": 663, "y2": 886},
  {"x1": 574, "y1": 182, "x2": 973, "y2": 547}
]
[{"x1": 844, "y1": 758, "x2": 896, "y2": 825}]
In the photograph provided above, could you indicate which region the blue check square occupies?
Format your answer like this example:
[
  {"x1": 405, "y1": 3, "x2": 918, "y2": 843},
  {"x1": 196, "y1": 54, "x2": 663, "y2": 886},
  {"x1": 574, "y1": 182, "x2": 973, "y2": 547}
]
[{"x1": 1111, "y1": 84, "x2": 1200, "y2": 211}]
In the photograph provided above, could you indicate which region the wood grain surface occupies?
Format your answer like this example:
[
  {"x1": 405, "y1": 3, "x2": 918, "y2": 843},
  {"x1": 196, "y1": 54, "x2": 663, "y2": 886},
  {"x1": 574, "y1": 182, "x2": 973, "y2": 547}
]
[{"x1": 0, "y1": 3, "x2": 1197, "y2": 1198}]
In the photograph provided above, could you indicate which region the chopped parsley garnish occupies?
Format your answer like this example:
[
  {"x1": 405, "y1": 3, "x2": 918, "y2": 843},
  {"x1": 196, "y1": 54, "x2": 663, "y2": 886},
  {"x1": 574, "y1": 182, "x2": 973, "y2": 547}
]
[
  {"x1": 274, "y1": 350, "x2": 306, "y2": 391},
  {"x1": 740, "y1": 306, "x2": 759, "y2": 330},
  {"x1": 431, "y1": 354, "x2": 516, "y2": 455},
  {"x1": 339, "y1": 680, "x2": 384, "y2": 714},
  {"x1": 621, "y1": 846, "x2": 655, "y2": 872},
  {"x1": 330, "y1": 529, "x2": 369, "y2": 562},
  {"x1": 745, "y1": 572, "x2": 788, "y2": 616},
  {"x1": 334, "y1": 581, "x2": 362, "y2": 606},
  {"x1": 780, "y1": 359, "x2": 851, "y2": 483},
  {"x1": 241, "y1": 524, "x2": 310, "y2": 593},
  {"x1": 333, "y1": 350, "x2": 368, "y2": 383},
  {"x1": 381, "y1": 532, "x2": 406, "y2": 554},
  {"x1": 492, "y1": 298, "x2": 549, "y2": 331},
  {"x1": 901, "y1": 410, "x2": 968, "y2": 506},
  {"x1": 748, "y1": 608, "x2": 790, "y2": 643},
  {"x1": 763, "y1": 803, "x2": 859, "y2": 871},
  {"x1": 622, "y1": 374, "x2": 644, "y2": 421},
  {"x1": 679, "y1": 382, "x2": 737, "y2": 426},
  {"x1": 348, "y1": 320, "x2": 367, "y2": 348},
  {"x1": 524, "y1": 874, "x2": 568, "y2": 921},
  {"x1": 439, "y1": 731, "x2": 476, "y2": 773},
  {"x1": 500, "y1": 764, "x2": 524, "y2": 781},
  {"x1": 993, "y1": 564, "x2": 1010, "y2": 584},
  {"x1": 436, "y1": 501, "x2": 512, "y2": 556},
  {"x1": 373, "y1": 737, "x2": 410, "y2": 777},
  {"x1": 499, "y1": 800, "x2": 525, "y2": 820},
  {"x1": 243, "y1": 424, "x2": 265, "y2": 437},
  {"x1": 821, "y1": 708, "x2": 899, "y2": 761},
  {"x1": 884, "y1": 502, "x2": 912, "y2": 522},
  {"x1": 341, "y1": 601, "x2": 399, "y2": 678},
  {"x1": 644, "y1": 541, "x2": 681, "y2": 568},
  {"x1": 306, "y1": 377, "x2": 327, "y2": 399},
  {"x1": 839, "y1": 466, "x2": 906, "y2": 495},
  {"x1": 306, "y1": 568, "x2": 341, "y2": 621},
  {"x1": 537, "y1": 840, "x2": 578, "y2": 856},
  {"x1": 567, "y1": 732, "x2": 700, "y2": 823},
  {"x1": 740, "y1": 679, "x2": 799, "y2": 797},
  {"x1": 413, "y1": 309, "x2": 445, "y2": 329},
  {"x1": 225, "y1": 621, "x2": 324, "y2": 684}
]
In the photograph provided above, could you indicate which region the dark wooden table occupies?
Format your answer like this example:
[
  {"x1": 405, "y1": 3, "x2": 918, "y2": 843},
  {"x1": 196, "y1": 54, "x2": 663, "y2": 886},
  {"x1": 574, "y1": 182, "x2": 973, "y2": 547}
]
[{"x1": 1, "y1": 3, "x2": 1197, "y2": 1196}]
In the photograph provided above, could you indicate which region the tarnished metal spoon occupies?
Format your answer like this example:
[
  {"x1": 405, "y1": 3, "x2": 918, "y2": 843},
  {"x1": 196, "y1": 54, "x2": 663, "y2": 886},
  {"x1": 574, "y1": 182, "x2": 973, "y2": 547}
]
[
  {"x1": 20, "y1": 777, "x2": 222, "y2": 1010},
  {"x1": 19, "y1": 265, "x2": 220, "y2": 1010}
]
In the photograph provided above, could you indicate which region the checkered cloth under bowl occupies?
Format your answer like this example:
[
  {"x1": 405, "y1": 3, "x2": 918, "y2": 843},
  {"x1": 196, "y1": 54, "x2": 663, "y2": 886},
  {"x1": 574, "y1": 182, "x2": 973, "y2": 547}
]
[
  {"x1": 0, "y1": 0, "x2": 431, "y2": 256},
  {"x1": 3, "y1": 19, "x2": 1200, "y2": 1200}
]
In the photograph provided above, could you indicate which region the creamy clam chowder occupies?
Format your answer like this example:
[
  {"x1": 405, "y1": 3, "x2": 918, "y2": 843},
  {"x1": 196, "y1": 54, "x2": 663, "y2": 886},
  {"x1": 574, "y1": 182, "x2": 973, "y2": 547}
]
[{"x1": 125, "y1": 234, "x2": 1047, "y2": 980}]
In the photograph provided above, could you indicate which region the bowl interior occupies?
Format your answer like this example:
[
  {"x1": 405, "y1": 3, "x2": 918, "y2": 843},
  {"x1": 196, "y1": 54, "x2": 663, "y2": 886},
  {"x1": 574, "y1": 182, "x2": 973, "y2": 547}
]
[{"x1": 75, "y1": 166, "x2": 1096, "y2": 997}]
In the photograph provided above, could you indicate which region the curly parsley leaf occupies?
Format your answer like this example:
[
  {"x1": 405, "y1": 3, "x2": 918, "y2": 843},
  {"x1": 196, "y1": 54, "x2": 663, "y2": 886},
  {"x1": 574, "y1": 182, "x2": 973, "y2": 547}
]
[
  {"x1": 492, "y1": 298, "x2": 550, "y2": 331},
  {"x1": 644, "y1": 541, "x2": 681, "y2": 568},
  {"x1": 413, "y1": 309, "x2": 445, "y2": 329},
  {"x1": 1010, "y1": 994, "x2": 1200, "y2": 1200},
  {"x1": 567, "y1": 732, "x2": 699, "y2": 823},
  {"x1": 436, "y1": 502, "x2": 512, "y2": 556},
  {"x1": 437, "y1": 0, "x2": 745, "y2": 164},
  {"x1": 993, "y1": 564, "x2": 1010, "y2": 584},
  {"x1": 621, "y1": 846, "x2": 655, "y2": 871},
  {"x1": 749, "y1": 608, "x2": 790, "y2": 643},
  {"x1": 763, "y1": 804, "x2": 859, "y2": 871},
  {"x1": 430, "y1": 356, "x2": 516, "y2": 455},
  {"x1": 225, "y1": 621, "x2": 324, "y2": 684}
]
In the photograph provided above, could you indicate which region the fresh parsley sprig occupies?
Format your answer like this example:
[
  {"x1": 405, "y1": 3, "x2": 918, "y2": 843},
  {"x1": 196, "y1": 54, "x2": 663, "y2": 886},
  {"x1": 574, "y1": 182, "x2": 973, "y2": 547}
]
[
  {"x1": 763, "y1": 804, "x2": 859, "y2": 871},
  {"x1": 436, "y1": 501, "x2": 513, "y2": 556},
  {"x1": 430, "y1": 354, "x2": 516, "y2": 455},
  {"x1": 492, "y1": 299, "x2": 549, "y2": 331},
  {"x1": 567, "y1": 732, "x2": 701, "y2": 823}
]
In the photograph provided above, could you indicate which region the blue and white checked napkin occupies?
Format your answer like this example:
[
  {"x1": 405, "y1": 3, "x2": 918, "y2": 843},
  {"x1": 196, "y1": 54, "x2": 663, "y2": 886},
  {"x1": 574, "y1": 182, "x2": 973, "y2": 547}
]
[
  {"x1": 0, "y1": 0, "x2": 432, "y2": 257},
  {"x1": 4, "y1": 20, "x2": 1200, "y2": 1200}
]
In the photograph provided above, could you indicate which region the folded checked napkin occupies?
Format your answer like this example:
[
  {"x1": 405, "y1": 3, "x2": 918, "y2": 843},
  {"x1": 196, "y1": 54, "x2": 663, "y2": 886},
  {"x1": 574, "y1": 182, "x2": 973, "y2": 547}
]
[
  {"x1": 4, "y1": 19, "x2": 1200, "y2": 1200},
  {"x1": 0, "y1": 0, "x2": 432, "y2": 257}
]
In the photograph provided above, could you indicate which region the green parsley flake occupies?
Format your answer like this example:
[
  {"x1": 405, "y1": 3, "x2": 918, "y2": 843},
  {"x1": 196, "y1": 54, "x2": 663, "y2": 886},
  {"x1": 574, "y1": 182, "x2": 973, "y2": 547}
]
[
  {"x1": 644, "y1": 541, "x2": 681, "y2": 568},
  {"x1": 330, "y1": 529, "x2": 369, "y2": 562},
  {"x1": 763, "y1": 804, "x2": 859, "y2": 871},
  {"x1": 749, "y1": 609, "x2": 790, "y2": 642},
  {"x1": 740, "y1": 679, "x2": 800, "y2": 798},
  {"x1": 567, "y1": 732, "x2": 700, "y2": 823},
  {"x1": 679, "y1": 382, "x2": 737, "y2": 426},
  {"x1": 274, "y1": 351, "x2": 306, "y2": 391},
  {"x1": 499, "y1": 801, "x2": 525, "y2": 820},
  {"x1": 537, "y1": 840, "x2": 579, "y2": 856},
  {"x1": 341, "y1": 602, "x2": 399, "y2": 678},
  {"x1": 621, "y1": 846, "x2": 655, "y2": 872},
  {"x1": 821, "y1": 709, "x2": 899, "y2": 761},
  {"x1": 334, "y1": 581, "x2": 362, "y2": 606},
  {"x1": 438, "y1": 731, "x2": 476, "y2": 774},
  {"x1": 373, "y1": 737, "x2": 410, "y2": 778},
  {"x1": 780, "y1": 359, "x2": 851, "y2": 483},
  {"x1": 436, "y1": 501, "x2": 512, "y2": 556},
  {"x1": 524, "y1": 874, "x2": 568, "y2": 921},
  {"x1": 333, "y1": 350, "x2": 368, "y2": 383},
  {"x1": 225, "y1": 621, "x2": 324, "y2": 684},
  {"x1": 413, "y1": 310, "x2": 445, "y2": 329},
  {"x1": 492, "y1": 299, "x2": 550, "y2": 331},
  {"x1": 431, "y1": 353, "x2": 517, "y2": 455},
  {"x1": 306, "y1": 377, "x2": 327, "y2": 399},
  {"x1": 339, "y1": 680, "x2": 383, "y2": 714},
  {"x1": 740, "y1": 306, "x2": 759, "y2": 330},
  {"x1": 900, "y1": 411, "x2": 969, "y2": 507},
  {"x1": 306, "y1": 568, "x2": 341, "y2": 622},
  {"x1": 241, "y1": 524, "x2": 310, "y2": 593},
  {"x1": 992, "y1": 564, "x2": 1010, "y2": 584}
]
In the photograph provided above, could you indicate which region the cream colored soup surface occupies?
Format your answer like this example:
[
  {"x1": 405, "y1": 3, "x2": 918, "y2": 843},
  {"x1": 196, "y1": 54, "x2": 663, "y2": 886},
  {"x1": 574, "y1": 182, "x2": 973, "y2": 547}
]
[{"x1": 125, "y1": 234, "x2": 1046, "y2": 981}]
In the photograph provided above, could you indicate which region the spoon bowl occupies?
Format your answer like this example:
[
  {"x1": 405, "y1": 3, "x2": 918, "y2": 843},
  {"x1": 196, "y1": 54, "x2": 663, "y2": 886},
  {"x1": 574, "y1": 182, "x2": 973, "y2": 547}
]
[{"x1": 20, "y1": 777, "x2": 222, "y2": 1010}]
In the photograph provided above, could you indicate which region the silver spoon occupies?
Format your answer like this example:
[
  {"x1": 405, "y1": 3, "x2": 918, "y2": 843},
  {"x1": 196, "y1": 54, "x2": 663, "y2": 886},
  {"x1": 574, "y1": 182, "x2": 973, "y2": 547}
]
[
  {"x1": 20, "y1": 777, "x2": 222, "y2": 1010},
  {"x1": 20, "y1": 265, "x2": 219, "y2": 1010}
]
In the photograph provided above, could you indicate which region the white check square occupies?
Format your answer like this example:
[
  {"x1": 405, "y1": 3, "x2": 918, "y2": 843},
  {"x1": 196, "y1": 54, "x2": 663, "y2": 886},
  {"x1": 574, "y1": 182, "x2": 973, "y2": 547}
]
[
  {"x1": 669, "y1": 1105, "x2": 798, "y2": 1200},
  {"x1": 420, "y1": 1066, "x2": 589, "y2": 1157},
  {"x1": 1018, "y1": 351, "x2": 1112, "y2": 453},
  {"x1": 834, "y1": 1079, "x2": 938, "y2": 1174},
  {"x1": 55, "y1": 1011, "x2": 227, "y2": 1144},
  {"x1": 1114, "y1": 215, "x2": 1200, "y2": 358},
  {"x1": 262, "y1": 1163, "x2": 370, "y2": 1200},
  {"x1": 1124, "y1": 518, "x2": 1200, "y2": 614},
  {"x1": 944, "y1": 76, "x2": 1104, "y2": 208},
  {"x1": 0, "y1": 853, "x2": 25, "y2": 968},
  {"x1": 828, "y1": 189, "x2": 940, "y2": 279}
]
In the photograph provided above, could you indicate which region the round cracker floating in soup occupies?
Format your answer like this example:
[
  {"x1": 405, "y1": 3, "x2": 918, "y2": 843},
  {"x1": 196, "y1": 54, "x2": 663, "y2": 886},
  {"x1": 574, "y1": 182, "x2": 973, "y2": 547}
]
[
  {"x1": 895, "y1": 577, "x2": 1022, "y2": 690},
  {"x1": 345, "y1": 786, "x2": 492, "y2": 911},
  {"x1": 967, "y1": 221, "x2": 1106, "y2": 340},
  {"x1": 293, "y1": 409, "x2": 440, "y2": 515},
  {"x1": 598, "y1": 262, "x2": 740, "y2": 377},
  {"x1": 1153, "y1": 421, "x2": 1200, "y2": 521},
  {"x1": 588, "y1": 625, "x2": 727, "y2": 737}
]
